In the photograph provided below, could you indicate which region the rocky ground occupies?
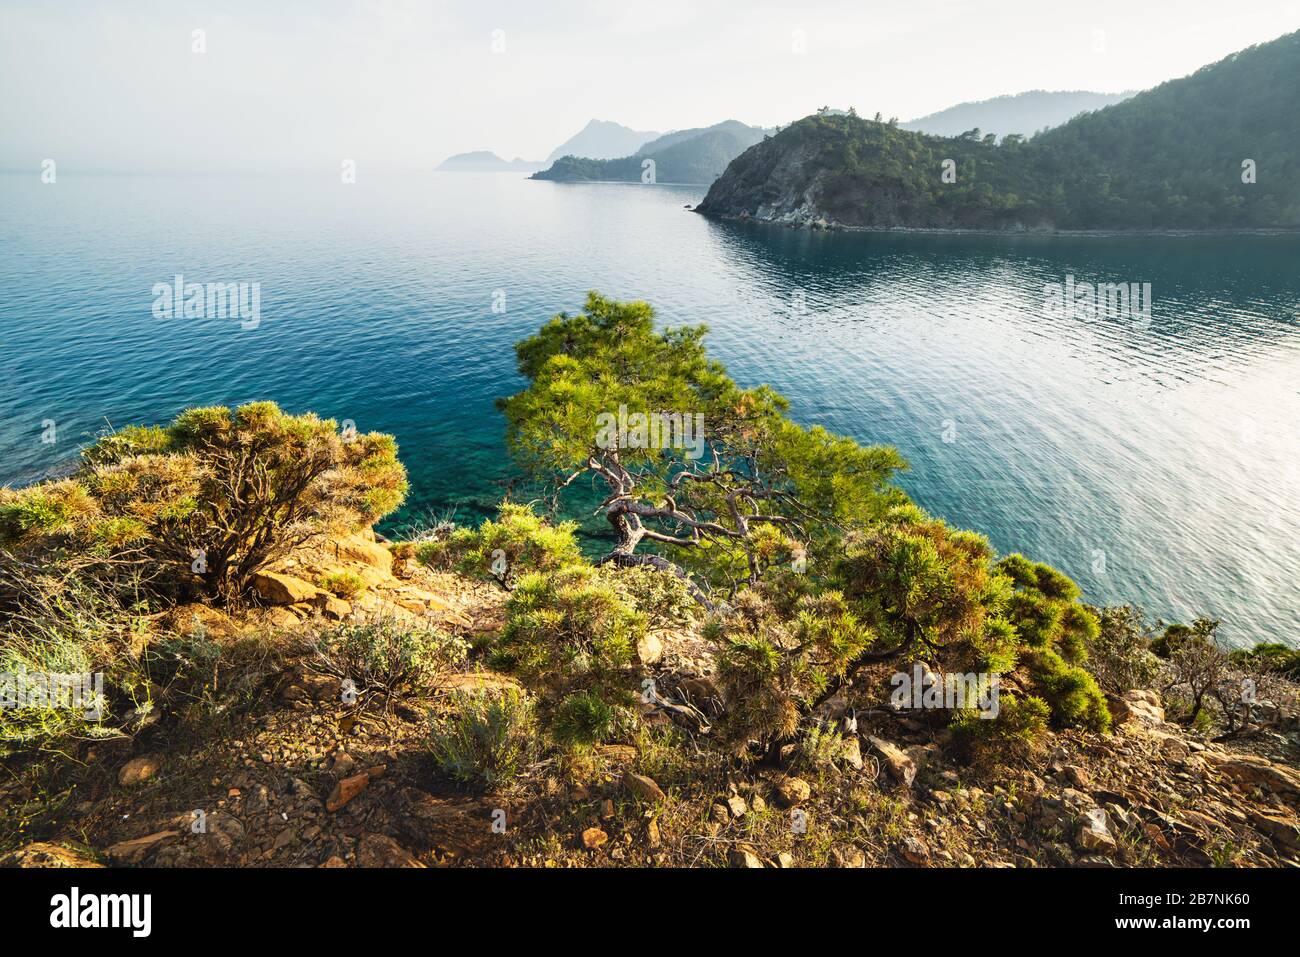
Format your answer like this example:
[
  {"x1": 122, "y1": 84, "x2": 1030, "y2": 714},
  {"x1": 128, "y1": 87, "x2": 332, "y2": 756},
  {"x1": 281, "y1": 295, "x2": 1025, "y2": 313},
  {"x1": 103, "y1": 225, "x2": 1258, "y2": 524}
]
[{"x1": 3, "y1": 532, "x2": 1298, "y2": 869}]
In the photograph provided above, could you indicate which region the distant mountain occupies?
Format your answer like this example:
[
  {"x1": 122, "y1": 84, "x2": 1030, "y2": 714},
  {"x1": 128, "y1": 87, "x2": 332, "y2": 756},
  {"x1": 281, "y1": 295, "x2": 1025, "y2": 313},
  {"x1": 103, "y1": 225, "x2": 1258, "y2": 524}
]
[
  {"x1": 546, "y1": 120, "x2": 661, "y2": 162},
  {"x1": 696, "y1": 31, "x2": 1300, "y2": 231},
  {"x1": 437, "y1": 151, "x2": 546, "y2": 173},
  {"x1": 532, "y1": 120, "x2": 771, "y2": 185},
  {"x1": 901, "y1": 90, "x2": 1137, "y2": 139}
]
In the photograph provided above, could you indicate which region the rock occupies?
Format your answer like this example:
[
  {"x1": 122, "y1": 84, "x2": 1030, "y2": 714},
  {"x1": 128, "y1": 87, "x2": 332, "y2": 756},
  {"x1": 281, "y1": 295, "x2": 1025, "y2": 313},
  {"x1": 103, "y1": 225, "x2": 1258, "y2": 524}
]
[
  {"x1": 251, "y1": 571, "x2": 322, "y2": 605},
  {"x1": 774, "y1": 776, "x2": 811, "y2": 807},
  {"x1": 646, "y1": 819, "x2": 661, "y2": 848},
  {"x1": 164, "y1": 603, "x2": 242, "y2": 641},
  {"x1": 840, "y1": 736, "x2": 864, "y2": 770},
  {"x1": 726, "y1": 795, "x2": 748, "y2": 818},
  {"x1": 392, "y1": 788, "x2": 491, "y2": 857},
  {"x1": 636, "y1": 633, "x2": 664, "y2": 666},
  {"x1": 728, "y1": 847, "x2": 764, "y2": 868},
  {"x1": 1249, "y1": 811, "x2": 1300, "y2": 852},
  {"x1": 1064, "y1": 765, "x2": 1090, "y2": 788},
  {"x1": 1, "y1": 843, "x2": 103, "y2": 868},
  {"x1": 319, "y1": 595, "x2": 352, "y2": 620},
  {"x1": 868, "y1": 736, "x2": 917, "y2": 788},
  {"x1": 828, "y1": 844, "x2": 866, "y2": 868},
  {"x1": 356, "y1": 833, "x2": 425, "y2": 868},
  {"x1": 624, "y1": 772, "x2": 666, "y2": 804},
  {"x1": 1075, "y1": 809, "x2": 1117, "y2": 853},
  {"x1": 900, "y1": 836, "x2": 931, "y2": 864},
  {"x1": 104, "y1": 830, "x2": 180, "y2": 865},
  {"x1": 582, "y1": 827, "x2": 609, "y2": 850},
  {"x1": 326, "y1": 772, "x2": 370, "y2": 812},
  {"x1": 332, "y1": 533, "x2": 394, "y2": 572},
  {"x1": 320, "y1": 855, "x2": 347, "y2": 868},
  {"x1": 1108, "y1": 689, "x2": 1166, "y2": 727},
  {"x1": 118, "y1": 753, "x2": 164, "y2": 787},
  {"x1": 1201, "y1": 751, "x2": 1300, "y2": 798},
  {"x1": 776, "y1": 851, "x2": 795, "y2": 868}
]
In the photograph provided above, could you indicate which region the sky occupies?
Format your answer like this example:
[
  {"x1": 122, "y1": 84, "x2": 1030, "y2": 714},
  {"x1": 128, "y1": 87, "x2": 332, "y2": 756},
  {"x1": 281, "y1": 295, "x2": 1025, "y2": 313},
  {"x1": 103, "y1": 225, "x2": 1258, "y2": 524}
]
[{"x1": 1, "y1": 0, "x2": 1297, "y2": 172}]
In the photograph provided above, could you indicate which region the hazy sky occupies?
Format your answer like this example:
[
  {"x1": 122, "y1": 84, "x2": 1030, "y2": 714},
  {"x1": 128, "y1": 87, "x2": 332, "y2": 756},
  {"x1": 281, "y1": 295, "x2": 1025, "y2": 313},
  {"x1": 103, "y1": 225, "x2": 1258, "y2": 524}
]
[{"x1": 2, "y1": 0, "x2": 1297, "y2": 171}]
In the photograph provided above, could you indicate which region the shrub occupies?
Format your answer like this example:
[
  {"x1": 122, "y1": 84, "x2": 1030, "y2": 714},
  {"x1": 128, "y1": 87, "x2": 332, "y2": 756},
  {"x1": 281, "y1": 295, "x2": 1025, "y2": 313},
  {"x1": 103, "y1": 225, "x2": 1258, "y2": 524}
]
[
  {"x1": 308, "y1": 620, "x2": 467, "y2": 704},
  {"x1": 1229, "y1": 642, "x2": 1300, "y2": 681},
  {"x1": 1, "y1": 402, "x2": 408, "y2": 602},
  {"x1": 0, "y1": 567, "x2": 148, "y2": 755},
  {"x1": 551, "y1": 691, "x2": 625, "y2": 749},
  {"x1": 711, "y1": 588, "x2": 874, "y2": 755},
  {"x1": 415, "y1": 503, "x2": 581, "y2": 586},
  {"x1": 951, "y1": 694, "x2": 1050, "y2": 764},
  {"x1": 428, "y1": 688, "x2": 537, "y2": 789},
  {"x1": 493, "y1": 565, "x2": 643, "y2": 691},
  {"x1": 319, "y1": 570, "x2": 366, "y2": 599},
  {"x1": 1087, "y1": 605, "x2": 1161, "y2": 693},
  {"x1": 1023, "y1": 649, "x2": 1111, "y2": 732},
  {"x1": 602, "y1": 564, "x2": 698, "y2": 630}
]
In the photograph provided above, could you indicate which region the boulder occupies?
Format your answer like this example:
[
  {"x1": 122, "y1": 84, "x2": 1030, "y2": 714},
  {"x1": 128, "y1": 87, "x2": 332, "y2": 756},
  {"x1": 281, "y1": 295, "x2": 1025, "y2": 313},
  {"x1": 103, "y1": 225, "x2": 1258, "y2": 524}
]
[
  {"x1": 332, "y1": 533, "x2": 394, "y2": 572},
  {"x1": 251, "y1": 571, "x2": 322, "y2": 605}
]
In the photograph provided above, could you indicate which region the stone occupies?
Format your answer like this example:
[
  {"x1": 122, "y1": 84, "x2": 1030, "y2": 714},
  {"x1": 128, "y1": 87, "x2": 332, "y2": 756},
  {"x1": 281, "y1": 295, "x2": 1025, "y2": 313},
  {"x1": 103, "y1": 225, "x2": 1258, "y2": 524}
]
[
  {"x1": 726, "y1": 795, "x2": 748, "y2": 818},
  {"x1": 0, "y1": 843, "x2": 103, "y2": 868},
  {"x1": 636, "y1": 633, "x2": 664, "y2": 666},
  {"x1": 776, "y1": 851, "x2": 795, "y2": 868},
  {"x1": 320, "y1": 595, "x2": 352, "y2": 620},
  {"x1": 728, "y1": 847, "x2": 764, "y2": 868},
  {"x1": 104, "y1": 830, "x2": 179, "y2": 865},
  {"x1": 624, "y1": 772, "x2": 666, "y2": 803},
  {"x1": 331, "y1": 533, "x2": 394, "y2": 572},
  {"x1": 251, "y1": 571, "x2": 322, "y2": 605},
  {"x1": 1075, "y1": 808, "x2": 1117, "y2": 853},
  {"x1": 1249, "y1": 811, "x2": 1300, "y2": 852},
  {"x1": 1201, "y1": 752, "x2": 1300, "y2": 798},
  {"x1": 582, "y1": 827, "x2": 609, "y2": 850},
  {"x1": 326, "y1": 772, "x2": 370, "y2": 812},
  {"x1": 774, "y1": 776, "x2": 811, "y2": 807},
  {"x1": 1108, "y1": 689, "x2": 1166, "y2": 727},
  {"x1": 868, "y1": 736, "x2": 917, "y2": 787},
  {"x1": 840, "y1": 736, "x2": 864, "y2": 770},
  {"x1": 828, "y1": 844, "x2": 866, "y2": 868},
  {"x1": 118, "y1": 753, "x2": 164, "y2": 787},
  {"x1": 900, "y1": 836, "x2": 930, "y2": 864},
  {"x1": 355, "y1": 833, "x2": 424, "y2": 868},
  {"x1": 1064, "y1": 765, "x2": 1090, "y2": 788}
]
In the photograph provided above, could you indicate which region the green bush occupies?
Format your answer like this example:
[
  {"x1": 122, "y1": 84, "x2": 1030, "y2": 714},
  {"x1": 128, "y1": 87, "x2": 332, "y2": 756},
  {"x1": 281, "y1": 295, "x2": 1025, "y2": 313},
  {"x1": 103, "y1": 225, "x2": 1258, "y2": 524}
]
[
  {"x1": 551, "y1": 691, "x2": 625, "y2": 749},
  {"x1": 319, "y1": 570, "x2": 367, "y2": 599},
  {"x1": 414, "y1": 503, "x2": 581, "y2": 585},
  {"x1": 428, "y1": 688, "x2": 537, "y2": 789},
  {"x1": 951, "y1": 693, "x2": 1050, "y2": 763},
  {"x1": 308, "y1": 621, "x2": 467, "y2": 702},
  {"x1": 493, "y1": 565, "x2": 643, "y2": 689},
  {"x1": 1, "y1": 402, "x2": 408, "y2": 602},
  {"x1": 1023, "y1": 649, "x2": 1111, "y2": 732},
  {"x1": 711, "y1": 588, "x2": 874, "y2": 754}
]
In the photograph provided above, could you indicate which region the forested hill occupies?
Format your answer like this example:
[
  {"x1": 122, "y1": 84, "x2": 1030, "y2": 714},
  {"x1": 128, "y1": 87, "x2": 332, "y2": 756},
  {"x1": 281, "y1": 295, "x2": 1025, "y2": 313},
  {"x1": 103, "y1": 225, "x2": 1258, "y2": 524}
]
[
  {"x1": 532, "y1": 121, "x2": 768, "y2": 185},
  {"x1": 696, "y1": 31, "x2": 1300, "y2": 231}
]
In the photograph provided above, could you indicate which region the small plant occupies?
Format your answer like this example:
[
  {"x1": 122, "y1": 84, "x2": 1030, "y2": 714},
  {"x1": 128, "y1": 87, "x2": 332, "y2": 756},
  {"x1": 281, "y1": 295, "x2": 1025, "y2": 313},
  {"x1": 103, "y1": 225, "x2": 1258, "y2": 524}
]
[
  {"x1": 414, "y1": 502, "x2": 581, "y2": 586},
  {"x1": 951, "y1": 694, "x2": 1050, "y2": 764},
  {"x1": 1086, "y1": 605, "x2": 1161, "y2": 693},
  {"x1": 428, "y1": 688, "x2": 537, "y2": 789},
  {"x1": 308, "y1": 620, "x2": 467, "y2": 704},
  {"x1": 319, "y1": 570, "x2": 366, "y2": 599}
]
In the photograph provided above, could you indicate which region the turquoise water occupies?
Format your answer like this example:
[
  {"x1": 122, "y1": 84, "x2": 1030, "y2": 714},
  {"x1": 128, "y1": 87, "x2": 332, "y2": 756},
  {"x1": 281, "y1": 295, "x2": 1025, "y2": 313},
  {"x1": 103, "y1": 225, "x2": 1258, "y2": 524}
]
[{"x1": 1, "y1": 171, "x2": 1297, "y2": 648}]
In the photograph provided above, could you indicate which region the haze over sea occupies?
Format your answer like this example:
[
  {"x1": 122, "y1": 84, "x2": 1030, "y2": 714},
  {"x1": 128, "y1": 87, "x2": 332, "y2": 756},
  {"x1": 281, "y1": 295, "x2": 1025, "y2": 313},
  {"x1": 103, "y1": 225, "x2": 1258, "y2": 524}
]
[{"x1": 2, "y1": 170, "x2": 1296, "y2": 649}]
